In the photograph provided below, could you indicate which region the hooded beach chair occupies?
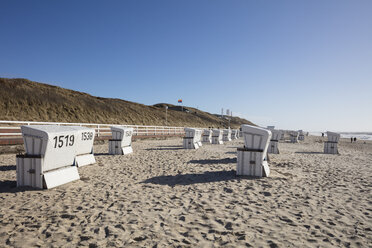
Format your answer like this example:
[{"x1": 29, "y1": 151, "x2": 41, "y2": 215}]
[
  {"x1": 109, "y1": 126, "x2": 134, "y2": 155},
  {"x1": 211, "y1": 129, "x2": 223, "y2": 144},
  {"x1": 268, "y1": 129, "x2": 281, "y2": 154},
  {"x1": 324, "y1": 131, "x2": 340, "y2": 154},
  {"x1": 202, "y1": 129, "x2": 212, "y2": 143},
  {"x1": 237, "y1": 125, "x2": 272, "y2": 177},
  {"x1": 183, "y1": 128, "x2": 202, "y2": 149}
]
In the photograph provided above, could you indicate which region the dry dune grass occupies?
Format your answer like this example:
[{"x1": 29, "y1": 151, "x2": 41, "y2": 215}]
[{"x1": 0, "y1": 78, "x2": 253, "y2": 128}]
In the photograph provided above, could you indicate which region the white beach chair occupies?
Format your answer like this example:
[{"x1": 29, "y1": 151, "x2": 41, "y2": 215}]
[
  {"x1": 290, "y1": 131, "x2": 299, "y2": 143},
  {"x1": 17, "y1": 125, "x2": 82, "y2": 189},
  {"x1": 202, "y1": 129, "x2": 212, "y2": 143},
  {"x1": 223, "y1": 129, "x2": 232, "y2": 142},
  {"x1": 268, "y1": 129, "x2": 281, "y2": 154},
  {"x1": 298, "y1": 130, "x2": 305, "y2": 141},
  {"x1": 183, "y1": 128, "x2": 202, "y2": 149},
  {"x1": 211, "y1": 129, "x2": 223, "y2": 144},
  {"x1": 324, "y1": 131, "x2": 340, "y2": 154},
  {"x1": 231, "y1": 129, "x2": 238, "y2": 140},
  {"x1": 109, "y1": 126, "x2": 134, "y2": 155},
  {"x1": 68, "y1": 126, "x2": 96, "y2": 167},
  {"x1": 237, "y1": 124, "x2": 272, "y2": 177},
  {"x1": 195, "y1": 129, "x2": 203, "y2": 147}
]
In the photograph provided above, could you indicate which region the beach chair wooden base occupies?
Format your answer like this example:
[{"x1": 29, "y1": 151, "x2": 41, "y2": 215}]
[
  {"x1": 236, "y1": 149, "x2": 270, "y2": 177},
  {"x1": 16, "y1": 155, "x2": 79, "y2": 189},
  {"x1": 183, "y1": 137, "x2": 199, "y2": 149},
  {"x1": 324, "y1": 141, "x2": 339, "y2": 154},
  {"x1": 109, "y1": 140, "x2": 133, "y2": 155},
  {"x1": 212, "y1": 136, "x2": 223, "y2": 145}
]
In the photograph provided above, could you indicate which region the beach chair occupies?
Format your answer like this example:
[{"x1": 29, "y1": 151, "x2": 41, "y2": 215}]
[
  {"x1": 324, "y1": 131, "x2": 340, "y2": 154},
  {"x1": 183, "y1": 128, "x2": 202, "y2": 149},
  {"x1": 237, "y1": 124, "x2": 272, "y2": 177},
  {"x1": 202, "y1": 129, "x2": 212, "y2": 143},
  {"x1": 68, "y1": 126, "x2": 96, "y2": 167},
  {"x1": 16, "y1": 125, "x2": 83, "y2": 189},
  {"x1": 268, "y1": 129, "x2": 281, "y2": 154},
  {"x1": 212, "y1": 129, "x2": 223, "y2": 144},
  {"x1": 223, "y1": 129, "x2": 232, "y2": 142},
  {"x1": 290, "y1": 131, "x2": 299, "y2": 143},
  {"x1": 298, "y1": 130, "x2": 305, "y2": 141},
  {"x1": 109, "y1": 126, "x2": 134, "y2": 155},
  {"x1": 231, "y1": 129, "x2": 238, "y2": 140},
  {"x1": 195, "y1": 129, "x2": 203, "y2": 147},
  {"x1": 236, "y1": 129, "x2": 240, "y2": 138}
]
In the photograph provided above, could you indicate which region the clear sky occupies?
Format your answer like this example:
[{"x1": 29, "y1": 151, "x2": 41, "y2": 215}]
[{"x1": 1, "y1": 0, "x2": 371, "y2": 132}]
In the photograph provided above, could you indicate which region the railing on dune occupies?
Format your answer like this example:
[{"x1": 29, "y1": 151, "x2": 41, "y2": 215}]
[{"x1": 0, "y1": 120, "x2": 186, "y2": 145}]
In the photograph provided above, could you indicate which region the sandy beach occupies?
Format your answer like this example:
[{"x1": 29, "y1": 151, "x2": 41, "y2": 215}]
[{"x1": 0, "y1": 136, "x2": 371, "y2": 247}]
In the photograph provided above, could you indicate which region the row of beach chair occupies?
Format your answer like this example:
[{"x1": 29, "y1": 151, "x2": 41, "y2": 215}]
[
  {"x1": 14, "y1": 124, "x2": 340, "y2": 189},
  {"x1": 183, "y1": 128, "x2": 240, "y2": 149},
  {"x1": 16, "y1": 125, "x2": 133, "y2": 189}
]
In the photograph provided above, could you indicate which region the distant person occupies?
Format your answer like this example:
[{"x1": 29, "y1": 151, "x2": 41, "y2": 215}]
[
  {"x1": 322, "y1": 133, "x2": 324, "y2": 137},
  {"x1": 354, "y1": 137, "x2": 357, "y2": 142},
  {"x1": 351, "y1": 137, "x2": 353, "y2": 143}
]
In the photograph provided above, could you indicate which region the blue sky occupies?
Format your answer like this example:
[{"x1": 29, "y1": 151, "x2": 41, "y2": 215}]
[{"x1": 1, "y1": 0, "x2": 371, "y2": 132}]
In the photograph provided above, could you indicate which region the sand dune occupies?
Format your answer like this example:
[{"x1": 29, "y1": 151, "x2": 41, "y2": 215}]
[{"x1": 0, "y1": 136, "x2": 371, "y2": 247}]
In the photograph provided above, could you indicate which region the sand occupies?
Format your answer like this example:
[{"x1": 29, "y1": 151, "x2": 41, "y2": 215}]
[{"x1": 0, "y1": 136, "x2": 371, "y2": 247}]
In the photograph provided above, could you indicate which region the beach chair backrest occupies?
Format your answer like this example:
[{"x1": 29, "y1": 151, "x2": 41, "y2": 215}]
[
  {"x1": 241, "y1": 125, "x2": 272, "y2": 153},
  {"x1": 327, "y1": 131, "x2": 340, "y2": 142},
  {"x1": 271, "y1": 129, "x2": 282, "y2": 141}
]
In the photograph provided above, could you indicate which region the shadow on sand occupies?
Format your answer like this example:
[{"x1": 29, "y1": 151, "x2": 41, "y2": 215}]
[
  {"x1": 158, "y1": 145, "x2": 183, "y2": 148},
  {"x1": 295, "y1": 151, "x2": 324, "y2": 154},
  {"x1": 142, "y1": 170, "x2": 257, "y2": 186},
  {"x1": 0, "y1": 180, "x2": 41, "y2": 193},
  {"x1": 145, "y1": 147, "x2": 183, "y2": 151},
  {"x1": 94, "y1": 153, "x2": 110, "y2": 156},
  {"x1": 188, "y1": 157, "x2": 236, "y2": 165}
]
